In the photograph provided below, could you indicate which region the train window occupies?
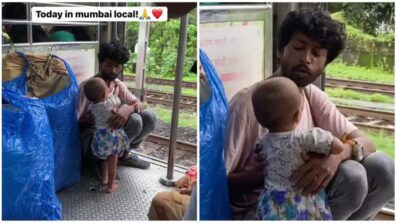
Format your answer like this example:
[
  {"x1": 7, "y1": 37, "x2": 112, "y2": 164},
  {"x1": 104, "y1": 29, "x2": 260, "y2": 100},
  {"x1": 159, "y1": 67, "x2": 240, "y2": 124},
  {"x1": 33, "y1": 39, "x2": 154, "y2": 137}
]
[{"x1": 2, "y1": 2, "x2": 100, "y2": 45}]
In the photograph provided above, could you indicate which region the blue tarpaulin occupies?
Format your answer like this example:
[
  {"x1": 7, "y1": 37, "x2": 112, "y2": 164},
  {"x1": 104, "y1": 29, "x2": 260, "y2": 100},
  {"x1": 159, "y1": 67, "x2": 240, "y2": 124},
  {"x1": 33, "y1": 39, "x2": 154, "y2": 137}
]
[
  {"x1": 199, "y1": 49, "x2": 232, "y2": 220},
  {"x1": 2, "y1": 52, "x2": 81, "y2": 219}
]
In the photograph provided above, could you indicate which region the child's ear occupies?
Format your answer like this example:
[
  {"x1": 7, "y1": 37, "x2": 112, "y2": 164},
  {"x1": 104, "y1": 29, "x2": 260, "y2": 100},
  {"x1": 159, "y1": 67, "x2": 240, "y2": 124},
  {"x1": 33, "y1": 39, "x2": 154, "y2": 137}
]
[{"x1": 293, "y1": 109, "x2": 300, "y2": 123}]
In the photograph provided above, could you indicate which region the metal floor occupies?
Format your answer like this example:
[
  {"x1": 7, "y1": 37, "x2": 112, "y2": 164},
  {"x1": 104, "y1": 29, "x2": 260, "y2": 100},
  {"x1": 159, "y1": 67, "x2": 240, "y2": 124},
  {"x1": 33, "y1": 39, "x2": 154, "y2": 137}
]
[{"x1": 57, "y1": 162, "x2": 183, "y2": 220}]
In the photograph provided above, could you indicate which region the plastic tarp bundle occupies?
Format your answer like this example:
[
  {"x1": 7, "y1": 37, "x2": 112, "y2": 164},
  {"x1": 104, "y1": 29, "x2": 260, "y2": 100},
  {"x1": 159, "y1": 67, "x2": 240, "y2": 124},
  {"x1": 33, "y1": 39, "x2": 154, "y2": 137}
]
[
  {"x1": 2, "y1": 89, "x2": 62, "y2": 220},
  {"x1": 38, "y1": 55, "x2": 81, "y2": 191},
  {"x1": 2, "y1": 52, "x2": 81, "y2": 219},
  {"x1": 199, "y1": 49, "x2": 232, "y2": 220}
]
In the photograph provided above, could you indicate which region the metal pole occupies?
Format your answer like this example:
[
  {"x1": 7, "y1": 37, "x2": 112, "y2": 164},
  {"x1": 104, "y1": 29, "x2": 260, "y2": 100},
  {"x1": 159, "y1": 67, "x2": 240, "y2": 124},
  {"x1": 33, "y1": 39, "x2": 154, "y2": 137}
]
[
  {"x1": 134, "y1": 2, "x2": 151, "y2": 102},
  {"x1": 160, "y1": 14, "x2": 189, "y2": 186},
  {"x1": 27, "y1": 3, "x2": 32, "y2": 44}
]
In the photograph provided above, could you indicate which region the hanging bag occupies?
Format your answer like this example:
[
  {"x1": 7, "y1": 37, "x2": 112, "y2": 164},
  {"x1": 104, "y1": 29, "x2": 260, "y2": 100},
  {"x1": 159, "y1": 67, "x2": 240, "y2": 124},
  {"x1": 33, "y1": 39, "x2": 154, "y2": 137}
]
[
  {"x1": 2, "y1": 89, "x2": 62, "y2": 220},
  {"x1": 2, "y1": 52, "x2": 81, "y2": 191},
  {"x1": 199, "y1": 49, "x2": 232, "y2": 220}
]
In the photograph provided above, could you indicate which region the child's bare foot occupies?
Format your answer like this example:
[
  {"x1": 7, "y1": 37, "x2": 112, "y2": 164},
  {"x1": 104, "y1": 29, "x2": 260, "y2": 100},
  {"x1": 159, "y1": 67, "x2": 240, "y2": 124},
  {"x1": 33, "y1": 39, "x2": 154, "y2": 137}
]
[
  {"x1": 101, "y1": 176, "x2": 108, "y2": 185},
  {"x1": 106, "y1": 182, "x2": 119, "y2": 193}
]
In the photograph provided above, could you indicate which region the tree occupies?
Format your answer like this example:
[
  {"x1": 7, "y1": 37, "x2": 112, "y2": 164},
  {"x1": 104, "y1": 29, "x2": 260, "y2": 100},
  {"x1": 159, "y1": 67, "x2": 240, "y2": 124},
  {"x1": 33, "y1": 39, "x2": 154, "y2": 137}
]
[
  {"x1": 341, "y1": 3, "x2": 394, "y2": 36},
  {"x1": 125, "y1": 9, "x2": 197, "y2": 78}
]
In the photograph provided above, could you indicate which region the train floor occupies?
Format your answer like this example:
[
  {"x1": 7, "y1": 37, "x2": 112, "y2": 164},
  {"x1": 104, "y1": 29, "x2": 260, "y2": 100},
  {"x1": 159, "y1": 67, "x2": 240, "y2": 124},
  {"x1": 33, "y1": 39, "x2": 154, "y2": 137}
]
[{"x1": 57, "y1": 158, "x2": 183, "y2": 220}]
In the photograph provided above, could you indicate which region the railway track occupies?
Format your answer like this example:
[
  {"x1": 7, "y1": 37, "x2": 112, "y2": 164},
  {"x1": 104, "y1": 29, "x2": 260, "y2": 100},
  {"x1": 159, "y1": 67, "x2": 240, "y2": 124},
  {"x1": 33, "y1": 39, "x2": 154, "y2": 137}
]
[
  {"x1": 325, "y1": 78, "x2": 394, "y2": 97},
  {"x1": 146, "y1": 134, "x2": 196, "y2": 153},
  {"x1": 337, "y1": 105, "x2": 394, "y2": 134},
  {"x1": 124, "y1": 75, "x2": 197, "y2": 89},
  {"x1": 128, "y1": 87, "x2": 197, "y2": 110}
]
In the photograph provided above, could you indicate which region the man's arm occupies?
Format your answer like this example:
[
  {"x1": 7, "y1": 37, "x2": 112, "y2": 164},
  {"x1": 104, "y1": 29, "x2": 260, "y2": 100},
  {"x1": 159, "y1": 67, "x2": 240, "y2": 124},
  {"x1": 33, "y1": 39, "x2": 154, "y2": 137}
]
[
  {"x1": 107, "y1": 80, "x2": 140, "y2": 129},
  {"x1": 228, "y1": 150, "x2": 267, "y2": 195},
  {"x1": 291, "y1": 86, "x2": 376, "y2": 195},
  {"x1": 225, "y1": 108, "x2": 266, "y2": 196},
  {"x1": 76, "y1": 81, "x2": 95, "y2": 128}
]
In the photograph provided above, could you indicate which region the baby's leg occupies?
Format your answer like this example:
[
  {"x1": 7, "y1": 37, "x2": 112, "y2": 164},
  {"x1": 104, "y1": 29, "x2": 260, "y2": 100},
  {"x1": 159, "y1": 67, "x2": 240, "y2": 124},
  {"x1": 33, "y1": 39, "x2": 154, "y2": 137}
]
[
  {"x1": 106, "y1": 154, "x2": 119, "y2": 193},
  {"x1": 101, "y1": 160, "x2": 108, "y2": 185}
]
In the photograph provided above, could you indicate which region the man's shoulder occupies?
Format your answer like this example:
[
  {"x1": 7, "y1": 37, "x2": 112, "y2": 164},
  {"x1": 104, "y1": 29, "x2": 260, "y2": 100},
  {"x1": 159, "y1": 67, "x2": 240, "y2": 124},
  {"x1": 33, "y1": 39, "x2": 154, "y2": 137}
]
[
  {"x1": 304, "y1": 83, "x2": 328, "y2": 102},
  {"x1": 229, "y1": 81, "x2": 263, "y2": 107}
]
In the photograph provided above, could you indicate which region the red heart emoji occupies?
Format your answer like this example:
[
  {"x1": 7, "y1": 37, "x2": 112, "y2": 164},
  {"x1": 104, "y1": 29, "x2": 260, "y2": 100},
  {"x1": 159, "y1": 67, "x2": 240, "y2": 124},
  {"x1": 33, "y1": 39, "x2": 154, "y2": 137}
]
[{"x1": 152, "y1": 9, "x2": 163, "y2": 19}]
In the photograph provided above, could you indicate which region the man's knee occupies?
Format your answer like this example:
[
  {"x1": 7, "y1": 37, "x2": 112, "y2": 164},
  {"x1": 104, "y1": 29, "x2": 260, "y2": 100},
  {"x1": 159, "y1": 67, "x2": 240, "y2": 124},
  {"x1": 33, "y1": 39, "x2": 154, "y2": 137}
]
[
  {"x1": 362, "y1": 152, "x2": 395, "y2": 195},
  {"x1": 141, "y1": 110, "x2": 156, "y2": 131},
  {"x1": 330, "y1": 161, "x2": 368, "y2": 209},
  {"x1": 125, "y1": 113, "x2": 143, "y2": 132}
]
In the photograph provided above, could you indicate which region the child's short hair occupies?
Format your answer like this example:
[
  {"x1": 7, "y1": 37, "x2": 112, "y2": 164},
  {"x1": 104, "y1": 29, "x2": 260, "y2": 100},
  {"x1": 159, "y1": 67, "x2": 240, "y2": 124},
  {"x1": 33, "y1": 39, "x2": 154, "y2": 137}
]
[
  {"x1": 83, "y1": 77, "x2": 107, "y2": 102},
  {"x1": 252, "y1": 77, "x2": 301, "y2": 129}
]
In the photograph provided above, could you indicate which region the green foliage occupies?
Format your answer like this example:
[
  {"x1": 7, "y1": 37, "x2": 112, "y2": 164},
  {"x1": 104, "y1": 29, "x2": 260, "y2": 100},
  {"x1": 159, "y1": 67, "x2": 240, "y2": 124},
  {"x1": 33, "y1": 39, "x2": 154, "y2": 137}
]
[
  {"x1": 326, "y1": 88, "x2": 394, "y2": 104},
  {"x1": 124, "y1": 52, "x2": 137, "y2": 74},
  {"x1": 326, "y1": 62, "x2": 394, "y2": 84},
  {"x1": 341, "y1": 3, "x2": 394, "y2": 36},
  {"x1": 125, "y1": 10, "x2": 197, "y2": 79},
  {"x1": 125, "y1": 22, "x2": 139, "y2": 51},
  {"x1": 331, "y1": 12, "x2": 393, "y2": 50}
]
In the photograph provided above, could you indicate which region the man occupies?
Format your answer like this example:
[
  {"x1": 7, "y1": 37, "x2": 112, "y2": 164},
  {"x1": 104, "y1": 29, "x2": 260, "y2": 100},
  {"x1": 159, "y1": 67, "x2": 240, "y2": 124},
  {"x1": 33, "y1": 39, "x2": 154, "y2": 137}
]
[
  {"x1": 225, "y1": 8, "x2": 394, "y2": 220},
  {"x1": 78, "y1": 41, "x2": 156, "y2": 169}
]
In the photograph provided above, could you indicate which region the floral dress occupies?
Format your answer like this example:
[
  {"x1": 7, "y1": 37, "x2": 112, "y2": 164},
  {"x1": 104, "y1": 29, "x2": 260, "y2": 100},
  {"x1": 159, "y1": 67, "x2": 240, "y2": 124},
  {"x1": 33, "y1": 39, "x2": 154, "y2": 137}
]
[
  {"x1": 255, "y1": 128, "x2": 334, "y2": 220},
  {"x1": 90, "y1": 95, "x2": 129, "y2": 159}
]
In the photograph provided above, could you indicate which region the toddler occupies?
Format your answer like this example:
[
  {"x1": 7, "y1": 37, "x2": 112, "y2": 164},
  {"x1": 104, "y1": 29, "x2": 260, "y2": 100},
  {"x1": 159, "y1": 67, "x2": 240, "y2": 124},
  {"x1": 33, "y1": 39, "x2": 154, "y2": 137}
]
[
  {"x1": 251, "y1": 77, "x2": 343, "y2": 220},
  {"x1": 83, "y1": 77, "x2": 129, "y2": 193}
]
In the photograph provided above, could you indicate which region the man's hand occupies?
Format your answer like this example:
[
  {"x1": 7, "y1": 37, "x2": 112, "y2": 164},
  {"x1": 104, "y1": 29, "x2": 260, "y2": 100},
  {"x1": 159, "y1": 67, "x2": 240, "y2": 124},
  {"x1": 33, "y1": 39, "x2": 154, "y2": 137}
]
[
  {"x1": 107, "y1": 109, "x2": 127, "y2": 129},
  {"x1": 290, "y1": 152, "x2": 341, "y2": 196},
  {"x1": 254, "y1": 143, "x2": 268, "y2": 177},
  {"x1": 79, "y1": 111, "x2": 95, "y2": 128},
  {"x1": 228, "y1": 144, "x2": 268, "y2": 195},
  {"x1": 242, "y1": 149, "x2": 268, "y2": 186},
  {"x1": 130, "y1": 99, "x2": 145, "y2": 112}
]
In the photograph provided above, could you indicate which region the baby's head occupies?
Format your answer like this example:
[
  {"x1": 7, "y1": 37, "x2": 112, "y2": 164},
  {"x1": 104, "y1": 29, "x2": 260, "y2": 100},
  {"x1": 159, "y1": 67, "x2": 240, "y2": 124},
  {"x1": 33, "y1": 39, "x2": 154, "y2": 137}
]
[
  {"x1": 252, "y1": 77, "x2": 302, "y2": 131},
  {"x1": 83, "y1": 77, "x2": 108, "y2": 103}
]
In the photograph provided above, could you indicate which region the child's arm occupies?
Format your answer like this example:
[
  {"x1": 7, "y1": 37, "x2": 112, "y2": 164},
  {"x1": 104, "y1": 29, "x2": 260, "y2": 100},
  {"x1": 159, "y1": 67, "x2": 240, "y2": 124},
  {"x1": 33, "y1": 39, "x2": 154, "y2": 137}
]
[{"x1": 302, "y1": 128, "x2": 341, "y2": 156}]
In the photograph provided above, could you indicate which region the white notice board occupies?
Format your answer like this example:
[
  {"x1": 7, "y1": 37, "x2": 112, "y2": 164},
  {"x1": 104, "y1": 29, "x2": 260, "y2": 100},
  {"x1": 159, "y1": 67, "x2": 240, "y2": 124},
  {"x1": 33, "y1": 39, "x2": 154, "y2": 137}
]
[
  {"x1": 55, "y1": 48, "x2": 96, "y2": 84},
  {"x1": 200, "y1": 5, "x2": 272, "y2": 101}
]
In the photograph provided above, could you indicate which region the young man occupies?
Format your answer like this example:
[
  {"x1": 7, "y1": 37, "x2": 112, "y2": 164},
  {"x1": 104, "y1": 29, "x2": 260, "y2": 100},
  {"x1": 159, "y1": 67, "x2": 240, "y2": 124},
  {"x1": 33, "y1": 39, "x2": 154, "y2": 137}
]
[
  {"x1": 78, "y1": 41, "x2": 156, "y2": 169},
  {"x1": 225, "y1": 8, "x2": 394, "y2": 220}
]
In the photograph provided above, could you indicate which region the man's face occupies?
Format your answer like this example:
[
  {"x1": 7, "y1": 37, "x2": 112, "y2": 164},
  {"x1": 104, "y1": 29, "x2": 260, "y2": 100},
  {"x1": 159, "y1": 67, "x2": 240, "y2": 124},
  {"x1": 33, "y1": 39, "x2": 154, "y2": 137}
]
[
  {"x1": 279, "y1": 32, "x2": 328, "y2": 87},
  {"x1": 100, "y1": 58, "x2": 123, "y2": 81}
]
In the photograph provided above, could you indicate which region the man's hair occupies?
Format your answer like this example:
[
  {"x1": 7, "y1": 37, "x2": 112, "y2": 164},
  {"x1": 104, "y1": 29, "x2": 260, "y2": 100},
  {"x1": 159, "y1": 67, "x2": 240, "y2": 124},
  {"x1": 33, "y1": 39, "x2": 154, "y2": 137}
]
[
  {"x1": 277, "y1": 8, "x2": 346, "y2": 64},
  {"x1": 97, "y1": 41, "x2": 130, "y2": 65},
  {"x1": 83, "y1": 78, "x2": 107, "y2": 102}
]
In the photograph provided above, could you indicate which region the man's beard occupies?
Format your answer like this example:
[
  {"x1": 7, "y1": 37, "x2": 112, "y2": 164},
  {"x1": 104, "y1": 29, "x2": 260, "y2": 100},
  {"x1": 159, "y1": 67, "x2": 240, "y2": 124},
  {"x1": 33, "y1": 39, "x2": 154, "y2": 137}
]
[{"x1": 101, "y1": 72, "x2": 119, "y2": 81}]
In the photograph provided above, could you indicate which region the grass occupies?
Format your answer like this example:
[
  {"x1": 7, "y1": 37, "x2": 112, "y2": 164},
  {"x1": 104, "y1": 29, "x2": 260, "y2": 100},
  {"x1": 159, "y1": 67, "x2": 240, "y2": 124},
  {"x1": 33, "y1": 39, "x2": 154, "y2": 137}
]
[
  {"x1": 124, "y1": 72, "x2": 197, "y2": 96},
  {"x1": 146, "y1": 84, "x2": 197, "y2": 97},
  {"x1": 147, "y1": 104, "x2": 197, "y2": 129},
  {"x1": 326, "y1": 88, "x2": 394, "y2": 104},
  {"x1": 326, "y1": 62, "x2": 394, "y2": 84},
  {"x1": 364, "y1": 130, "x2": 394, "y2": 159},
  {"x1": 124, "y1": 72, "x2": 197, "y2": 82}
]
